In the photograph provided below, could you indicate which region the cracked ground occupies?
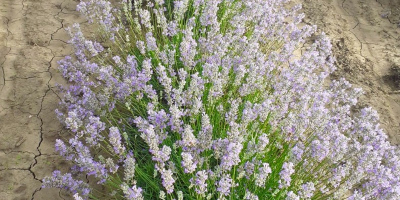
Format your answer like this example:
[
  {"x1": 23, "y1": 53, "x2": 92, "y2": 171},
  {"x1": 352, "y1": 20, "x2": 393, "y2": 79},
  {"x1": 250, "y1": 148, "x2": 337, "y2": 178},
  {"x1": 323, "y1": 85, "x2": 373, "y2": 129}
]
[
  {"x1": 1, "y1": 0, "x2": 400, "y2": 200},
  {"x1": 0, "y1": 0, "x2": 92, "y2": 199},
  {"x1": 297, "y1": 0, "x2": 400, "y2": 144}
]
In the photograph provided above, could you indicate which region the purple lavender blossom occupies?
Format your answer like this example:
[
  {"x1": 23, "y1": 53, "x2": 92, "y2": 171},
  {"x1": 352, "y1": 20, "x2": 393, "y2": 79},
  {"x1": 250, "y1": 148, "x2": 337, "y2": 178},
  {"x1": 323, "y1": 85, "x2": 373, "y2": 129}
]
[
  {"x1": 299, "y1": 182, "x2": 315, "y2": 199},
  {"x1": 180, "y1": 28, "x2": 197, "y2": 68},
  {"x1": 220, "y1": 142, "x2": 242, "y2": 171},
  {"x1": 181, "y1": 152, "x2": 196, "y2": 173},
  {"x1": 161, "y1": 168, "x2": 175, "y2": 194},
  {"x1": 217, "y1": 174, "x2": 233, "y2": 197},
  {"x1": 191, "y1": 170, "x2": 208, "y2": 195},
  {"x1": 121, "y1": 183, "x2": 144, "y2": 200},
  {"x1": 68, "y1": 138, "x2": 108, "y2": 183},
  {"x1": 255, "y1": 163, "x2": 272, "y2": 187},
  {"x1": 279, "y1": 162, "x2": 295, "y2": 189},
  {"x1": 48, "y1": 0, "x2": 400, "y2": 199},
  {"x1": 109, "y1": 127, "x2": 125, "y2": 155},
  {"x1": 244, "y1": 190, "x2": 259, "y2": 200},
  {"x1": 285, "y1": 191, "x2": 300, "y2": 200},
  {"x1": 123, "y1": 151, "x2": 136, "y2": 183},
  {"x1": 42, "y1": 171, "x2": 90, "y2": 197},
  {"x1": 145, "y1": 32, "x2": 158, "y2": 51},
  {"x1": 55, "y1": 139, "x2": 73, "y2": 160},
  {"x1": 77, "y1": 0, "x2": 119, "y2": 36}
]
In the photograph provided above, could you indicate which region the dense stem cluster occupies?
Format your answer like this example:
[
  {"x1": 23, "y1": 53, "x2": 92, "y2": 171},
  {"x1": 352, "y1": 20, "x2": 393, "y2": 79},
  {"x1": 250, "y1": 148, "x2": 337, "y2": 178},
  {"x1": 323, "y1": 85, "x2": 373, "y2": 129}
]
[{"x1": 42, "y1": 0, "x2": 400, "y2": 199}]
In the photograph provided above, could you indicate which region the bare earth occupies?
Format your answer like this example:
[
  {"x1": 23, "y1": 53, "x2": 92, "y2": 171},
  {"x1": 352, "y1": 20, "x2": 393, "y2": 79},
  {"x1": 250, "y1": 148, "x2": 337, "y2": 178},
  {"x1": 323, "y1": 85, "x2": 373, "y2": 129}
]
[
  {"x1": 297, "y1": 0, "x2": 400, "y2": 145},
  {"x1": 0, "y1": 0, "x2": 400, "y2": 200},
  {"x1": 0, "y1": 0, "x2": 87, "y2": 199}
]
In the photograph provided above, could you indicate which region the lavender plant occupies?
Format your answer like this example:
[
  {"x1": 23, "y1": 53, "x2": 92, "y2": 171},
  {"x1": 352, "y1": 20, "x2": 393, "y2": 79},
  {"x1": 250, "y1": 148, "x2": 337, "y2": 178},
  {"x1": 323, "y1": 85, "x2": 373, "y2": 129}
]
[{"x1": 42, "y1": 0, "x2": 400, "y2": 199}]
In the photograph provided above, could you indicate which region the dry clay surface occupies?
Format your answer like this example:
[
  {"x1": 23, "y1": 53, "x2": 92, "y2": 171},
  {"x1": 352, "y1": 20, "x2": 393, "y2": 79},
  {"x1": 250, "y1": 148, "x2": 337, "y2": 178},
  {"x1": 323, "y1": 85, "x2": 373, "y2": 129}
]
[
  {"x1": 298, "y1": 0, "x2": 400, "y2": 144},
  {"x1": 0, "y1": 0, "x2": 92, "y2": 199}
]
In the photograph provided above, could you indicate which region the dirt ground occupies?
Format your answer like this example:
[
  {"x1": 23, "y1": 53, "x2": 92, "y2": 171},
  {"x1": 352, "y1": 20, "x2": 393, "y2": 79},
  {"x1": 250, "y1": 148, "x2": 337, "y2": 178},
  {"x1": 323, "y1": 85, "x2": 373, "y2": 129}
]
[
  {"x1": 0, "y1": 0, "x2": 400, "y2": 200},
  {"x1": 296, "y1": 0, "x2": 400, "y2": 145},
  {"x1": 0, "y1": 0, "x2": 88, "y2": 199}
]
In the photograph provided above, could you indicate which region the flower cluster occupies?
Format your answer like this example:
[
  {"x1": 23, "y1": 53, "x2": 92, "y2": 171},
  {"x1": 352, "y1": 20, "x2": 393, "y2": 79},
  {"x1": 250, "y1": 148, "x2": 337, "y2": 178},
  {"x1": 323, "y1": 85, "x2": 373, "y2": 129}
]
[{"x1": 43, "y1": 0, "x2": 400, "y2": 199}]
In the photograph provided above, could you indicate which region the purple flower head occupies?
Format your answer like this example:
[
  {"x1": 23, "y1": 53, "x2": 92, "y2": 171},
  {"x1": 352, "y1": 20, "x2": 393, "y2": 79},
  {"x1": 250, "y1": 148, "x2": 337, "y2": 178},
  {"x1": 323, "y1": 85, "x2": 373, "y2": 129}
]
[
  {"x1": 190, "y1": 170, "x2": 208, "y2": 195},
  {"x1": 220, "y1": 142, "x2": 243, "y2": 171},
  {"x1": 180, "y1": 28, "x2": 197, "y2": 67},
  {"x1": 77, "y1": 0, "x2": 119, "y2": 35},
  {"x1": 279, "y1": 162, "x2": 295, "y2": 189},
  {"x1": 146, "y1": 32, "x2": 158, "y2": 51},
  {"x1": 55, "y1": 139, "x2": 73, "y2": 160},
  {"x1": 123, "y1": 151, "x2": 136, "y2": 183},
  {"x1": 161, "y1": 169, "x2": 175, "y2": 194},
  {"x1": 42, "y1": 171, "x2": 90, "y2": 197},
  {"x1": 285, "y1": 191, "x2": 300, "y2": 200},
  {"x1": 121, "y1": 183, "x2": 144, "y2": 200},
  {"x1": 49, "y1": 0, "x2": 400, "y2": 199},
  {"x1": 255, "y1": 163, "x2": 272, "y2": 187},
  {"x1": 217, "y1": 174, "x2": 233, "y2": 196},
  {"x1": 181, "y1": 152, "x2": 196, "y2": 173},
  {"x1": 299, "y1": 182, "x2": 315, "y2": 199},
  {"x1": 109, "y1": 126, "x2": 125, "y2": 155}
]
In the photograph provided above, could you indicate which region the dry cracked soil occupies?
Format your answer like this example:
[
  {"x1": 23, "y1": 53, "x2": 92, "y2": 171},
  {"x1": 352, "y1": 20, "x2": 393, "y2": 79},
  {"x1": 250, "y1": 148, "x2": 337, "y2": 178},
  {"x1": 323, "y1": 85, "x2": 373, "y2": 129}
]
[
  {"x1": 0, "y1": 0, "x2": 91, "y2": 199},
  {"x1": 296, "y1": 0, "x2": 400, "y2": 144},
  {"x1": 1, "y1": 0, "x2": 400, "y2": 200}
]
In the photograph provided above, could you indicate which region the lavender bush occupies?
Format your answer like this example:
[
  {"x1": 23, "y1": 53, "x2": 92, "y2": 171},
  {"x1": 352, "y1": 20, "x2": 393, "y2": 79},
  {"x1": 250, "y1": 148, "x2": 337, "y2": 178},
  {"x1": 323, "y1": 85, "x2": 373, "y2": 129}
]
[{"x1": 42, "y1": 0, "x2": 400, "y2": 199}]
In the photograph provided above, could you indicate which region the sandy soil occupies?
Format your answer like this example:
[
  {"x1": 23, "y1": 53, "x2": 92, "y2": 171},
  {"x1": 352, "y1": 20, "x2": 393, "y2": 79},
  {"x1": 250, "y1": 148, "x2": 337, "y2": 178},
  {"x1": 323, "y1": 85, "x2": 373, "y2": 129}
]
[
  {"x1": 0, "y1": 0, "x2": 89, "y2": 199},
  {"x1": 0, "y1": 0, "x2": 400, "y2": 200},
  {"x1": 296, "y1": 0, "x2": 400, "y2": 145}
]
